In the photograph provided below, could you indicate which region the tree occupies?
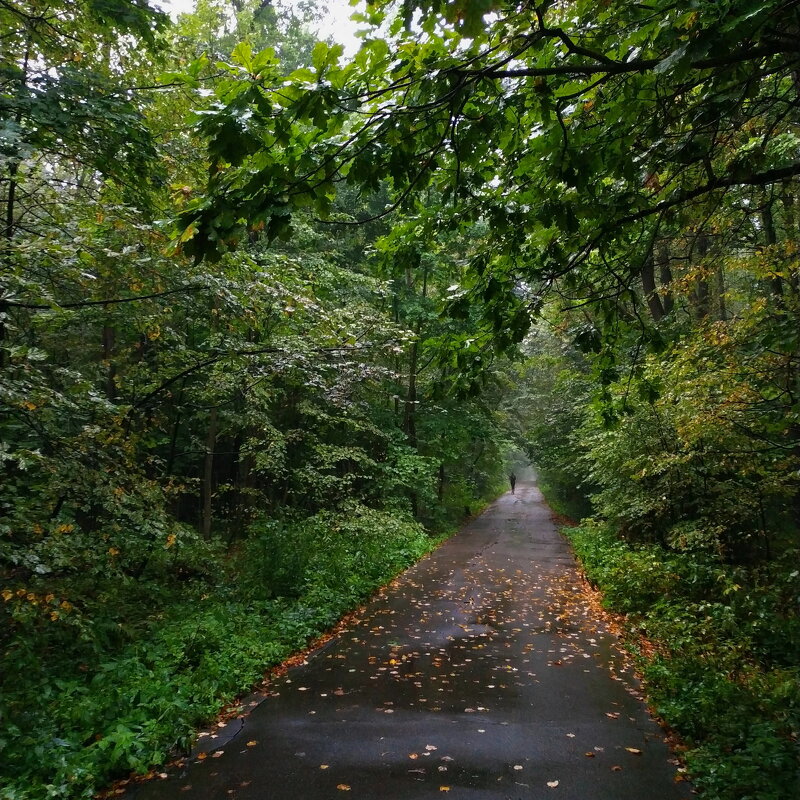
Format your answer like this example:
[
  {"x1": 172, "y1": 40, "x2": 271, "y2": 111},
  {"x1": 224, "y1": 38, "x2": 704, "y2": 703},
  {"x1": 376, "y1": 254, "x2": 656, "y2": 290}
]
[{"x1": 170, "y1": 1, "x2": 799, "y2": 321}]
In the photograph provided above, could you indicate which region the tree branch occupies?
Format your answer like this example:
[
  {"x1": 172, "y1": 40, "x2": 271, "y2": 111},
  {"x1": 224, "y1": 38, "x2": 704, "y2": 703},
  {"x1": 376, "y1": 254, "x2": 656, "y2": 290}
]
[{"x1": 4, "y1": 286, "x2": 207, "y2": 310}]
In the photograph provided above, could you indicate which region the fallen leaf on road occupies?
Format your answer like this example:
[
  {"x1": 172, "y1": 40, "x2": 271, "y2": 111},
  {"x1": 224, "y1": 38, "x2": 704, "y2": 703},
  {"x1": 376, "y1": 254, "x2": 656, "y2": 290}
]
[
  {"x1": 425, "y1": 745, "x2": 437, "y2": 751},
  {"x1": 547, "y1": 780, "x2": 559, "y2": 788},
  {"x1": 611, "y1": 765, "x2": 622, "y2": 772},
  {"x1": 584, "y1": 752, "x2": 595, "y2": 758},
  {"x1": 320, "y1": 765, "x2": 329, "y2": 770},
  {"x1": 336, "y1": 784, "x2": 351, "y2": 791},
  {"x1": 408, "y1": 753, "x2": 418, "y2": 759},
  {"x1": 246, "y1": 741, "x2": 257, "y2": 747},
  {"x1": 513, "y1": 765, "x2": 523, "y2": 770},
  {"x1": 625, "y1": 747, "x2": 642, "y2": 755},
  {"x1": 439, "y1": 788, "x2": 450, "y2": 792}
]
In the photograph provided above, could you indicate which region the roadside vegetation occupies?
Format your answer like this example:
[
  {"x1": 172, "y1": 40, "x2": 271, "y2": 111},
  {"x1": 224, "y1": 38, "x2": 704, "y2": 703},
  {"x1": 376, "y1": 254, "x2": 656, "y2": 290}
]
[{"x1": 518, "y1": 318, "x2": 800, "y2": 800}]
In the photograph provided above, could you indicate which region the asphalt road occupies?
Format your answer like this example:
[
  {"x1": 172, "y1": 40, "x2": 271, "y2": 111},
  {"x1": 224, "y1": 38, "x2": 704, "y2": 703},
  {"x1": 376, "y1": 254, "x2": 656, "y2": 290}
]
[{"x1": 133, "y1": 483, "x2": 692, "y2": 800}]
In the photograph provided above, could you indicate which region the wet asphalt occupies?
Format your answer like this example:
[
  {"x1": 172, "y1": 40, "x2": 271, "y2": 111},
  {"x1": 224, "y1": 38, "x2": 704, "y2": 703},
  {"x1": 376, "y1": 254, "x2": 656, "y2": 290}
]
[{"x1": 132, "y1": 483, "x2": 693, "y2": 800}]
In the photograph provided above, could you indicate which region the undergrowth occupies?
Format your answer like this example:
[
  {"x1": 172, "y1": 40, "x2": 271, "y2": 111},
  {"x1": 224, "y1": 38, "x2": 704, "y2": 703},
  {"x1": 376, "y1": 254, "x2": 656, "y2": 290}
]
[
  {"x1": 564, "y1": 520, "x2": 800, "y2": 800},
  {"x1": 0, "y1": 505, "x2": 434, "y2": 800}
]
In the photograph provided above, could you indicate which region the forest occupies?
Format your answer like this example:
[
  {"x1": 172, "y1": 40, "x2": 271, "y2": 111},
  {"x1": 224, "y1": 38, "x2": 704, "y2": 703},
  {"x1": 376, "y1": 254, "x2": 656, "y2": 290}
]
[{"x1": 1, "y1": 1, "x2": 798, "y2": 799}]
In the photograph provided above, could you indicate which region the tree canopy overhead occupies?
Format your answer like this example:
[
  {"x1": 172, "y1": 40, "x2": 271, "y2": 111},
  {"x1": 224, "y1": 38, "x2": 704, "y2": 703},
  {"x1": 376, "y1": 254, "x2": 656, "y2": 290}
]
[{"x1": 175, "y1": 0, "x2": 800, "y2": 328}]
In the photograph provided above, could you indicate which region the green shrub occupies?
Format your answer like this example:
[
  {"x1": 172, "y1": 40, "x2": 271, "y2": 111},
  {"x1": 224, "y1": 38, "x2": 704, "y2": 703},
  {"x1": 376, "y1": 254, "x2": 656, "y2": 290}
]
[
  {"x1": 564, "y1": 521, "x2": 800, "y2": 800},
  {"x1": 0, "y1": 506, "x2": 435, "y2": 800}
]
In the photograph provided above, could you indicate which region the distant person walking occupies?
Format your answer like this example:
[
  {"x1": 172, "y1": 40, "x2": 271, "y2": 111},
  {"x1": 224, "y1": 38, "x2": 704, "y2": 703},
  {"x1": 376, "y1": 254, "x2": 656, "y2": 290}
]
[{"x1": 509, "y1": 472, "x2": 516, "y2": 494}]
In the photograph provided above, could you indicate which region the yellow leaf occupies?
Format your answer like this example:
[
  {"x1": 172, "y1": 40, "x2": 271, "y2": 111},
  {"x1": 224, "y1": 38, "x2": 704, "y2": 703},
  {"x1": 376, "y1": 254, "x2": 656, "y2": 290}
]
[
  {"x1": 246, "y1": 741, "x2": 257, "y2": 747},
  {"x1": 439, "y1": 788, "x2": 450, "y2": 793},
  {"x1": 1, "y1": 589, "x2": 12, "y2": 602},
  {"x1": 179, "y1": 224, "x2": 197, "y2": 243},
  {"x1": 336, "y1": 785, "x2": 350, "y2": 791},
  {"x1": 625, "y1": 747, "x2": 642, "y2": 755}
]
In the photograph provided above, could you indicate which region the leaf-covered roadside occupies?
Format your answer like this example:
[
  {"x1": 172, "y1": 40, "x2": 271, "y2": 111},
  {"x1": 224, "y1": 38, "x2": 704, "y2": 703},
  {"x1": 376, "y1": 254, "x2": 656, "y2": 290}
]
[
  {"x1": 564, "y1": 521, "x2": 799, "y2": 800},
  {"x1": 1, "y1": 507, "x2": 436, "y2": 800},
  {"x1": 515, "y1": 309, "x2": 800, "y2": 799}
]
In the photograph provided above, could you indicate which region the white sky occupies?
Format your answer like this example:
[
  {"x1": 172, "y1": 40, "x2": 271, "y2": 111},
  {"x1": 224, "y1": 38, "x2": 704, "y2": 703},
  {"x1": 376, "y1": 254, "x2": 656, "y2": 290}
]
[{"x1": 158, "y1": 0, "x2": 364, "y2": 55}]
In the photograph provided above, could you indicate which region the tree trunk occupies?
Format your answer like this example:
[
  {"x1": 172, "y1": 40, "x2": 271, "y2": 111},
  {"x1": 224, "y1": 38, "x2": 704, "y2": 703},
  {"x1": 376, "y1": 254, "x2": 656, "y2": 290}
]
[
  {"x1": 693, "y1": 233, "x2": 711, "y2": 320},
  {"x1": 761, "y1": 200, "x2": 784, "y2": 304},
  {"x1": 640, "y1": 252, "x2": 665, "y2": 322},
  {"x1": 781, "y1": 184, "x2": 799, "y2": 295},
  {"x1": 102, "y1": 323, "x2": 116, "y2": 399},
  {"x1": 1, "y1": 40, "x2": 30, "y2": 369},
  {"x1": 716, "y1": 265, "x2": 728, "y2": 321},
  {"x1": 658, "y1": 242, "x2": 674, "y2": 316},
  {"x1": 201, "y1": 407, "x2": 218, "y2": 539},
  {"x1": 404, "y1": 336, "x2": 418, "y2": 448}
]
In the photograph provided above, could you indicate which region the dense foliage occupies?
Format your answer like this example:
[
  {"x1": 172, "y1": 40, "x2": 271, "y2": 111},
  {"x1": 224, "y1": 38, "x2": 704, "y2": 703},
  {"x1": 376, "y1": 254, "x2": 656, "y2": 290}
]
[
  {"x1": 2, "y1": 0, "x2": 799, "y2": 798},
  {"x1": 1, "y1": 2, "x2": 510, "y2": 797}
]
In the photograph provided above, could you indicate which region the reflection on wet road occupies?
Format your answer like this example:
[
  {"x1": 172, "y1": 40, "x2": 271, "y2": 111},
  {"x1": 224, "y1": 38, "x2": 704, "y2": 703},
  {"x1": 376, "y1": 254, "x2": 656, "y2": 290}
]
[{"x1": 133, "y1": 483, "x2": 692, "y2": 799}]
